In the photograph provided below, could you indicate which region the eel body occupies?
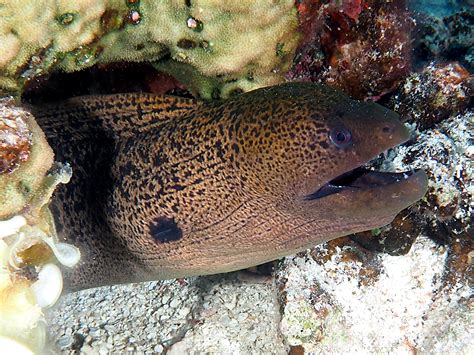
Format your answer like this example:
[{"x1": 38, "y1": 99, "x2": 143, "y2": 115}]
[{"x1": 33, "y1": 82, "x2": 428, "y2": 291}]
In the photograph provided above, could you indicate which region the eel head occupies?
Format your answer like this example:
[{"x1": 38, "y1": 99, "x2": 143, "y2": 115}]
[{"x1": 236, "y1": 83, "x2": 428, "y2": 246}]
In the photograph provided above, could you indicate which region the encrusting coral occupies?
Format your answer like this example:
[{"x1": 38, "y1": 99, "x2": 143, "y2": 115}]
[{"x1": 0, "y1": 0, "x2": 299, "y2": 99}]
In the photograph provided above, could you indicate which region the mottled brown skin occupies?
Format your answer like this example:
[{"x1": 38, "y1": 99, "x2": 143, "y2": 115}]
[{"x1": 33, "y1": 82, "x2": 428, "y2": 291}]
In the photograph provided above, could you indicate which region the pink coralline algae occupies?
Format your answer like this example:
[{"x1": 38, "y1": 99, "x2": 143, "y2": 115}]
[{"x1": 289, "y1": 0, "x2": 414, "y2": 100}]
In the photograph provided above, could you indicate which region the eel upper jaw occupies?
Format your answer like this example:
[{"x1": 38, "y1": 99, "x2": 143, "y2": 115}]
[{"x1": 305, "y1": 167, "x2": 427, "y2": 201}]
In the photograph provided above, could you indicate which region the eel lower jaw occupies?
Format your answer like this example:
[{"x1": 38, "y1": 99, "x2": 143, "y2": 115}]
[{"x1": 305, "y1": 167, "x2": 425, "y2": 200}]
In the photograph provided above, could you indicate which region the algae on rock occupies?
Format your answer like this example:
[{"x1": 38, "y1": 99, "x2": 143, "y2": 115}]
[{"x1": 0, "y1": 0, "x2": 299, "y2": 98}]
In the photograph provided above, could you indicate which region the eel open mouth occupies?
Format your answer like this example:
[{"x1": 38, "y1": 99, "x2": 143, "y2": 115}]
[{"x1": 305, "y1": 168, "x2": 420, "y2": 200}]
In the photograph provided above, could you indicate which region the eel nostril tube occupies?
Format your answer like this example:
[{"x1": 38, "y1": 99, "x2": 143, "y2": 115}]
[{"x1": 382, "y1": 125, "x2": 392, "y2": 133}]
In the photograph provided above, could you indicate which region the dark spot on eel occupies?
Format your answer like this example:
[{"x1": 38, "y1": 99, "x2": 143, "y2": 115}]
[{"x1": 149, "y1": 216, "x2": 183, "y2": 243}]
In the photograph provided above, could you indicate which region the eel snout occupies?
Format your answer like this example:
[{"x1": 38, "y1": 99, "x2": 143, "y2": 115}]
[
  {"x1": 306, "y1": 168, "x2": 428, "y2": 201},
  {"x1": 303, "y1": 165, "x2": 428, "y2": 226}
]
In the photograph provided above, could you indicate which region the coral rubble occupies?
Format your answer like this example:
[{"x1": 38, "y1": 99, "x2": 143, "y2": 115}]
[
  {"x1": 0, "y1": 0, "x2": 299, "y2": 99},
  {"x1": 47, "y1": 274, "x2": 285, "y2": 353}
]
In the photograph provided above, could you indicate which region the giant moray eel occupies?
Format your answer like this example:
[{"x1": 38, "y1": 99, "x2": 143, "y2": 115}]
[{"x1": 32, "y1": 82, "x2": 428, "y2": 291}]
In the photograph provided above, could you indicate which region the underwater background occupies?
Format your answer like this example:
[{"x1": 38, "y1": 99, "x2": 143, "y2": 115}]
[{"x1": 0, "y1": 0, "x2": 472, "y2": 353}]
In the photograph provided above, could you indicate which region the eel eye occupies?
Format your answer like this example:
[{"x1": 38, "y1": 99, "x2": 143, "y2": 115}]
[{"x1": 329, "y1": 126, "x2": 352, "y2": 148}]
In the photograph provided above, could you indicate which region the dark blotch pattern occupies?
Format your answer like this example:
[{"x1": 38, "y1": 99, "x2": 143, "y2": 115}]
[{"x1": 149, "y1": 217, "x2": 183, "y2": 243}]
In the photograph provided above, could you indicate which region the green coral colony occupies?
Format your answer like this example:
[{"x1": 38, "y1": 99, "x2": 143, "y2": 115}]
[{"x1": 0, "y1": 0, "x2": 299, "y2": 98}]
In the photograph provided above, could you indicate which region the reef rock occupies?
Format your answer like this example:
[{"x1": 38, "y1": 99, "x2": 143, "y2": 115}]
[
  {"x1": 277, "y1": 235, "x2": 472, "y2": 353},
  {"x1": 353, "y1": 108, "x2": 473, "y2": 256},
  {"x1": 390, "y1": 62, "x2": 473, "y2": 128},
  {"x1": 412, "y1": 6, "x2": 473, "y2": 71},
  {"x1": 276, "y1": 110, "x2": 473, "y2": 353},
  {"x1": 381, "y1": 113, "x2": 472, "y2": 230},
  {"x1": 288, "y1": 0, "x2": 414, "y2": 100}
]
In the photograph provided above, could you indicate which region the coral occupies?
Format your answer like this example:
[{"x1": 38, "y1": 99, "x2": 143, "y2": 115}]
[
  {"x1": 288, "y1": 0, "x2": 413, "y2": 100},
  {"x1": 0, "y1": 99, "x2": 74, "y2": 228},
  {"x1": 0, "y1": 0, "x2": 299, "y2": 99},
  {"x1": 389, "y1": 62, "x2": 473, "y2": 129}
]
